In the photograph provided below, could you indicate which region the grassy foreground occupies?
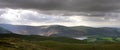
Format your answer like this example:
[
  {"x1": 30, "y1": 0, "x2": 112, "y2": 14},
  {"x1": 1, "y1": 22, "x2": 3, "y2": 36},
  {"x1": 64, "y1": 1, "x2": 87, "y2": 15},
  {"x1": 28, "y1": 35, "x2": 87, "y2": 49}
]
[{"x1": 1, "y1": 34, "x2": 120, "y2": 50}]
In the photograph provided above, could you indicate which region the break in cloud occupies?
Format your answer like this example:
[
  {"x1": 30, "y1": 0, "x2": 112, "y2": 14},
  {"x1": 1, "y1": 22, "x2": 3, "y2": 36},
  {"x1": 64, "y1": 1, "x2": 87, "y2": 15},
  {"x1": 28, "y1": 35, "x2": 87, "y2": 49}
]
[{"x1": 0, "y1": 0, "x2": 120, "y2": 27}]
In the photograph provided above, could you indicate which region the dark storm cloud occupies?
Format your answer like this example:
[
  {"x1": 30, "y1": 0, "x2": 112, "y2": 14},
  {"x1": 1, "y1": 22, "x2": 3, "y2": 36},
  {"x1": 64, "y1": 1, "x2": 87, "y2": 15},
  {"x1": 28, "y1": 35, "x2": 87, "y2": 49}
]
[{"x1": 0, "y1": 0, "x2": 120, "y2": 12}]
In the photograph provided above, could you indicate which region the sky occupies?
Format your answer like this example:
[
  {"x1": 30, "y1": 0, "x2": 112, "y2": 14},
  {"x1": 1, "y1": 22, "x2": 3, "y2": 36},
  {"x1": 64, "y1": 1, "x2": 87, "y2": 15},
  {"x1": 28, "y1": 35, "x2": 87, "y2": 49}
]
[{"x1": 0, "y1": 0, "x2": 120, "y2": 27}]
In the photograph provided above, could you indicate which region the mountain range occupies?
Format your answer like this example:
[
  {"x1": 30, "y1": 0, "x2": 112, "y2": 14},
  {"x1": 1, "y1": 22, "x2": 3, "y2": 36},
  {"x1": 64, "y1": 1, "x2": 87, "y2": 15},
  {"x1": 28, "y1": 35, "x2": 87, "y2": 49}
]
[{"x1": 0, "y1": 24, "x2": 120, "y2": 37}]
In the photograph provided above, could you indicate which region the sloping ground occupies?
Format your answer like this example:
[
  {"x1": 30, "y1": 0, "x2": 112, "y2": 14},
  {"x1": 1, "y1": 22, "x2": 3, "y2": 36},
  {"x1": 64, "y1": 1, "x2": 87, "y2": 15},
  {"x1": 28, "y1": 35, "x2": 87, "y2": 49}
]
[
  {"x1": 0, "y1": 27, "x2": 11, "y2": 34},
  {"x1": 1, "y1": 37, "x2": 120, "y2": 50},
  {"x1": 1, "y1": 34, "x2": 120, "y2": 50},
  {"x1": 0, "y1": 34, "x2": 87, "y2": 44},
  {"x1": 0, "y1": 38, "x2": 48, "y2": 50},
  {"x1": 71, "y1": 26, "x2": 120, "y2": 37}
]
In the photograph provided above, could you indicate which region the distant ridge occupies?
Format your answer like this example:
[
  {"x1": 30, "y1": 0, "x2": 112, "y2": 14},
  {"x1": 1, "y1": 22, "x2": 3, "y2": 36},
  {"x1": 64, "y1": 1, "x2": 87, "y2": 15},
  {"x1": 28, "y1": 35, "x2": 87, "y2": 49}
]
[{"x1": 0, "y1": 24, "x2": 120, "y2": 37}]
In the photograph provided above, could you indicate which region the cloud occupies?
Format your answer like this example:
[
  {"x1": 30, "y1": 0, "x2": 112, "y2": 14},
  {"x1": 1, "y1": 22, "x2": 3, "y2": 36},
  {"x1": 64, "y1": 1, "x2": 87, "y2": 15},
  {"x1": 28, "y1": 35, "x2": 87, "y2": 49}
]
[
  {"x1": 0, "y1": 0, "x2": 120, "y2": 17},
  {"x1": 0, "y1": 0, "x2": 120, "y2": 12},
  {"x1": 0, "y1": 8, "x2": 75, "y2": 25},
  {"x1": 0, "y1": 8, "x2": 120, "y2": 27},
  {"x1": 0, "y1": 0, "x2": 119, "y2": 27}
]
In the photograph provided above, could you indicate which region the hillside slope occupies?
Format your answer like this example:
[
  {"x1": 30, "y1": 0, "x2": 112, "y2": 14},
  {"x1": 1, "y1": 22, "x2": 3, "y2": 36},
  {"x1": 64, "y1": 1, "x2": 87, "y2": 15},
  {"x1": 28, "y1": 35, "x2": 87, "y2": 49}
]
[
  {"x1": 0, "y1": 27, "x2": 12, "y2": 34},
  {"x1": 0, "y1": 24, "x2": 120, "y2": 37}
]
